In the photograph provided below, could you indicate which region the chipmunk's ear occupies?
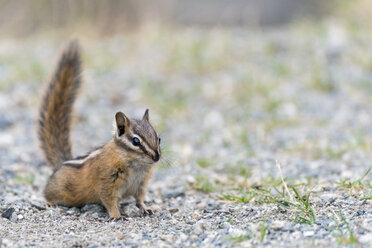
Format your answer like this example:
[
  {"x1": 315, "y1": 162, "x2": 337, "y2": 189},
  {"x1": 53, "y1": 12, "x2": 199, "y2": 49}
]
[
  {"x1": 115, "y1": 112, "x2": 130, "y2": 136},
  {"x1": 142, "y1": 109, "x2": 150, "y2": 122}
]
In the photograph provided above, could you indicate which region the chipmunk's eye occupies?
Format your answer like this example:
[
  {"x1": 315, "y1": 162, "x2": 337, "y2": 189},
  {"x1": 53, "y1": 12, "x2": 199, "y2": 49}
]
[
  {"x1": 132, "y1": 137, "x2": 141, "y2": 146},
  {"x1": 158, "y1": 137, "x2": 161, "y2": 144}
]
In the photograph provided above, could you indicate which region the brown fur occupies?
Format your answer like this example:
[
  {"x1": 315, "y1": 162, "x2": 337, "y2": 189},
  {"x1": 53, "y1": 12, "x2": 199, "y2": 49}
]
[
  {"x1": 44, "y1": 141, "x2": 129, "y2": 218},
  {"x1": 38, "y1": 41, "x2": 161, "y2": 219},
  {"x1": 38, "y1": 41, "x2": 81, "y2": 167}
]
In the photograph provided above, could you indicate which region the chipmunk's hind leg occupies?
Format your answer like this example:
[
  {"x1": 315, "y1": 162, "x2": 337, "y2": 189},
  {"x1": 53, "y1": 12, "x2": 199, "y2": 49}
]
[{"x1": 44, "y1": 175, "x2": 64, "y2": 205}]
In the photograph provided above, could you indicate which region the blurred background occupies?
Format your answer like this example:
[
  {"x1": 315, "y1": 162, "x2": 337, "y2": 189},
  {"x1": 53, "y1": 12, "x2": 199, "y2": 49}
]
[
  {"x1": 0, "y1": 0, "x2": 337, "y2": 37},
  {"x1": 1, "y1": 2, "x2": 372, "y2": 246},
  {"x1": 0, "y1": 0, "x2": 367, "y2": 37},
  {"x1": 0, "y1": 0, "x2": 372, "y2": 191}
]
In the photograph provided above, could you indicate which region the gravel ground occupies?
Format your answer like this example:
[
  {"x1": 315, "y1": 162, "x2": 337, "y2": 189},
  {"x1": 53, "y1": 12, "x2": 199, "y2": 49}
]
[{"x1": 0, "y1": 20, "x2": 372, "y2": 247}]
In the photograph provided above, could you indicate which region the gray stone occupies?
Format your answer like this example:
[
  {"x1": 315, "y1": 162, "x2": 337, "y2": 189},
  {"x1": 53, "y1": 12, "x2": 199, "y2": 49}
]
[
  {"x1": 169, "y1": 208, "x2": 179, "y2": 213},
  {"x1": 81, "y1": 204, "x2": 104, "y2": 213},
  {"x1": 194, "y1": 219, "x2": 211, "y2": 233},
  {"x1": 10, "y1": 212, "x2": 18, "y2": 222},
  {"x1": 87, "y1": 244, "x2": 99, "y2": 248},
  {"x1": 359, "y1": 199, "x2": 367, "y2": 205},
  {"x1": 271, "y1": 220, "x2": 285, "y2": 230},
  {"x1": 1, "y1": 208, "x2": 15, "y2": 219},
  {"x1": 160, "y1": 212, "x2": 172, "y2": 220},
  {"x1": 67, "y1": 207, "x2": 81, "y2": 215},
  {"x1": 0, "y1": 116, "x2": 12, "y2": 129},
  {"x1": 356, "y1": 210, "x2": 365, "y2": 216},
  {"x1": 164, "y1": 190, "x2": 185, "y2": 199},
  {"x1": 205, "y1": 202, "x2": 221, "y2": 212},
  {"x1": 30, "y1": 201, "x2": 46, "y2": 211},
  {"x1": 91, "y1": 212, "x2": 99, "y2": 219}
]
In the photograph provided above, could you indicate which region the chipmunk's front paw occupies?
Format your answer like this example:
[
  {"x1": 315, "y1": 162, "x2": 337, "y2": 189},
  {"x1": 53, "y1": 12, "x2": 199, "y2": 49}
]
[
  {"x1": 143, "y1": 208, "x2": 153, "y2": 216},
  {"x1": 136, "y1": 202, "x2": 153, "y2": 216},
  {"x1": 107, "y1": 216, "x2": 127, "y2": 222}
]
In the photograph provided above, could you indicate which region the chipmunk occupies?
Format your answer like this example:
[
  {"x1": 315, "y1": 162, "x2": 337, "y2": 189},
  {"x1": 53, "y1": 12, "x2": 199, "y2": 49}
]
[{"x1": 37, "y1": 41, "x2": 161, "y2": 219}]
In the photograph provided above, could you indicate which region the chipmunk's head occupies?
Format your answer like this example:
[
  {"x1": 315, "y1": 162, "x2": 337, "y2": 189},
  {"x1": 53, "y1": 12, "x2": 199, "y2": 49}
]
[{"x1": 114, "y1": 109, "x2": 161, "y2": 165}]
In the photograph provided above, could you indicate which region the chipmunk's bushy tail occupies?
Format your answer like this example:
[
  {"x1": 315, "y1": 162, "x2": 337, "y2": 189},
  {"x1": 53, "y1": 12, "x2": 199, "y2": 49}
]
[{"x1": 38, "y1": 41, "x2": 82, "y2": 168}]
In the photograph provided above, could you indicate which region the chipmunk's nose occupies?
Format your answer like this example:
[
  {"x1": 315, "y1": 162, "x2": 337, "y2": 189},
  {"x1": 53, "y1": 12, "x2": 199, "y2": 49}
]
[{"x1": 152, "y1": 151, "x2": 160, "y2": 162}]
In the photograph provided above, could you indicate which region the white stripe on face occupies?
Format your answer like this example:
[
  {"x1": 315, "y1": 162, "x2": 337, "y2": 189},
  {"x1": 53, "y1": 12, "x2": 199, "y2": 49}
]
[
  {"x1": 63, "y1": 149, "x2": 102, "y2": 165},
  {"x1": 120, "y1": 134, "x2": 156, "y2": 158},
  {"x1": 140, "y1": 139, "x2": 156, "y2": 157}
]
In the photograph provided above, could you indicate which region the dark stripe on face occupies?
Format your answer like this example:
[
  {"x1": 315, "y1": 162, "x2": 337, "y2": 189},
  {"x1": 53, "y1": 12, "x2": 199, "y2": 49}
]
[
  {"x1": 138, "y1": 141, "x2": 160, "y2": 162},
  {"x1": 127, "y1": 133, "x2": 157, "y2": 152},
  {"x1": 114, "y1": 138, "x2": 143, "y2": 155},
  {"x1": 139, "y1": 144, "x2": 150, "y2": 156},
  {"x1": 116, "y1": 135, "x2": 158, "y2": 161},
  {"x1": 128, "y1": 134, "x2": 156, "y2": 159}
]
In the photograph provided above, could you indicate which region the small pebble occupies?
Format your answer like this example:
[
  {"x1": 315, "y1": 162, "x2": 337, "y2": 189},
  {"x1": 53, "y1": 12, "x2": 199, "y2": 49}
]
[
  {"x1": 164, "y1": 190, "x2": 185, "y2": 199},
  {"x1": 1, "y1": 208, "x2": 15, "y2": 220},
  {"x1": 30, "y1": 201, "x2": 46, "y2": 211},
  {"x1": 116, "y1": 231, "x2": 125, "y2": 240},
  {"x1": 169, "y1": 208, "x2": 179, "y2": 213},
  {"x1": 303, "y1": 231, "x2": 314, "y2": 237}
]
